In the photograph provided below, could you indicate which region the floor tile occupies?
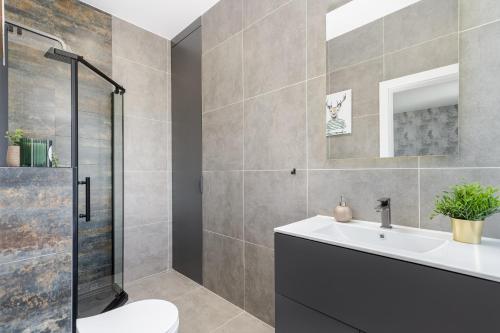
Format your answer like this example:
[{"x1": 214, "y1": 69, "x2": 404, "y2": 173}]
[
  {"x1": 125, "y1": 270, "x2": 198, "y2": 302},
  {"x1": 213, "y1": 313, "x2": 274, "y2": 333},
  {"x1": 174, "y1": 287, "x2": 243, "y2": 333}
]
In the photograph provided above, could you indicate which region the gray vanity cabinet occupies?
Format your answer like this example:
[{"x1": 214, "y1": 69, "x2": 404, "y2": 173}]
[{"x1": 275, "y1": 233, "x2": 500, "y2": 333}]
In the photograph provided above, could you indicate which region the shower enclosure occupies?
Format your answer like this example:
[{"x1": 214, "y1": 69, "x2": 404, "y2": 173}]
[{"x1": 3, "y1": 21, "x2": 127, "y2": 325}]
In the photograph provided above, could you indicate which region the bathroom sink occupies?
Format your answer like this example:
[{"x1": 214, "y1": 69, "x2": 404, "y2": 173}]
[
  {"x1": 275, "y1": 215, "x2": 500, "y2": 283},
  {"x1": 313, "y1": 223, "x2": 446, "y2": 254}
]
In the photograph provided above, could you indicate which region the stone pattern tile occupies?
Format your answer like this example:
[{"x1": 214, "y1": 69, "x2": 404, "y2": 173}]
[
  {"x1": 6, "y1": 0, "x2": 115, "y2": 298},
  {"x1": 0, "y1": 168, "x2": 72, "y2": 332},
  {"x1": 200, "y1": 0, "x2": 500, "y2": 328},
  {"x1": 112, "y1": 17, "x2": 172, "y2": 283}
]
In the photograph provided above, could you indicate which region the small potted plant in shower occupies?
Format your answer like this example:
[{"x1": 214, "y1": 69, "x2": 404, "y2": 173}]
[
  {"x1": 4, "y1": 129, "x2": 24, "y2": 167},
  {"x1": 431, "y1": 183, "x2": 500, "y2": 244}
]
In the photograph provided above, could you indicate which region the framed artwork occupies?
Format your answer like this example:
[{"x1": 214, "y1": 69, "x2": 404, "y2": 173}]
[{"x1": 326, "y1": 89, "x2": 352, "y2": 137}]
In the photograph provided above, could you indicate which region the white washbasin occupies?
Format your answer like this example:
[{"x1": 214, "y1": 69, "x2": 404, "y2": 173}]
[
  {"x1": 313, "y1": 223, "x2": 446, "y2": 254},
  {"x1": 274, "y1": 215, "x2": 500, "y2": 283}
]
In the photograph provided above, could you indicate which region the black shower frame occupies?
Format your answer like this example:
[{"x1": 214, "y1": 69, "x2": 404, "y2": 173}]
[{"x1": 49, "y1": 47, "x2": 128, "y2": 332}]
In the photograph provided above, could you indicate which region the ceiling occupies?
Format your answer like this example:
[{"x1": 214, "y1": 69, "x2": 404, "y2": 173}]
[{"x1": 81, "y1": 0, "x2": 220, "y2": 40}]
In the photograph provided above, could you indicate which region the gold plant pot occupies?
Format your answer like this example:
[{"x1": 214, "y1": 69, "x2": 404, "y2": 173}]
[
  {"x1": 6, "y1": 145, "x2": 20, "y2": 167},
  {"x1": 451, "y1": 218, "x2": 484, "y2": 244}
]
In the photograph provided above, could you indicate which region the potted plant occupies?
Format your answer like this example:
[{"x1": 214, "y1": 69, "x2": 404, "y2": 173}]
[
  {"x1": 4, "y1": 129, "x2": 24, "y2": 167},
  {"x1": 431, "y1": 183, "x2": 500, "y2": 244}
]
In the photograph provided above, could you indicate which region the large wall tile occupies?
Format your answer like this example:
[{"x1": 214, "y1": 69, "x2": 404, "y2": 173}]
[
  {"x1": 460, "y1": 0, "x2": 500, "y2": 30},
  {"x1": 459, "y1": 22, "x2": 500, "y2": 167},
  {"x1": 307, "y1": 0, "x2": 327, "y2": 79},
  {"x1": 243, "y1": 0, "x2": 289, "y2": 28},
  {"x1": 384, "y1": 33, "x2": 459, "y2": 80},
  {"x1": 124, "y1": 171, "x2": 169, "y2": 228},
  {"x1": 244, "y1": 171, "x2": 307, "y2": 248},
  {"x1": 0, "y1": 168, "x2": 72, "y2": 264},
  {"x1": 243, "y1": 0, "x2": 306, "y2": 97},
  {"x1": 244, "y1": 243, "x2": 275, "y2": 326},
  {"x1": 328, "y1": 0, "x2": 351, "y2": 10},
  {"x1": 329, "y1": 58, "x2": 382, "y2": 117},
  {"x1": 0, "y1": 253, "x2": 72, "y2": 332},
  {"x1": 112, "y1": 17, "x2": 169, "y2": 72},
  {"x1": 309, "y1": 169, "x2": 419, "y2": 227},
  {"x1": 203, "y1": 103, "x2": 243, "y2": 171},
  {"x1": 203, "y1": 231, "x2": 245, "y2": 308},
  {"x1": 113, "y1": 57, "x2": 169, "y2": 122},
  {"x1": 124, "y1": 116, "x2": 168, "y2": 171},
  {"x1": 384, "y1": 0, "x2": 458, "y2": 53},
  {"x1": 124, "y1": 222, "x2": 169, "y2": 282},
  {"x1": 202, "y1": 0, "x2": 243, "y2": 52},
  {"x1": 203, "y1": 33, "x2": 243, "y2": 111},
  {"x1": 420, "y1": 168, "x2": 500, "y2": 238},
  {"x1": 244, "y1": 83, "x2": 307, "y2": 170},
  {"x1": 203, "y1": 171, "x2": 244, "y2": 239},
  {"x1": 327, "y1": 19, "x2": 382, "y2": 71},
  {"x1": 328, "y1": 115, "x2": 380, "y2": 159}
]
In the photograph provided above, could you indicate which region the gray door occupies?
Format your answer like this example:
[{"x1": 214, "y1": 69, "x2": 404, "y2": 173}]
[{"x1": 171, "y1": 19, "x2": 203, "y2": 284}]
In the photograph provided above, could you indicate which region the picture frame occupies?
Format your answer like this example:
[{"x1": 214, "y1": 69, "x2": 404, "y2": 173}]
[{"x1": 326, "y1": 89, "x2": 352, "y2": 137}]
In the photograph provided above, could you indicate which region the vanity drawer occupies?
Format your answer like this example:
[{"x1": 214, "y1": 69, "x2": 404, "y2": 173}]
[
  {"x1": 275, "y1": 232, "x2": 500, "y2": 333},
  {"x1": 276, "y1": 294, "x2": 358, "y2": 333}
]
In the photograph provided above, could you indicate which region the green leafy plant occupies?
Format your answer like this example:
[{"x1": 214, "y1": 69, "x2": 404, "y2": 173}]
[
  {"x1": 431, "y1": 183, "x2": 500, "y2": 221},
  {"x1": 5, "y1": 129, "x2": 24, "y2": 146},
  {"x1": 51, "y1": 151, "x2": 59, "y2": 168}
]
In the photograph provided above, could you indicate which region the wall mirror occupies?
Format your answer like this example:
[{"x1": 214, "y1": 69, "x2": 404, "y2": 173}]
[{"x1": 325, "y1": 0, "x2": 459, "y2": 160}]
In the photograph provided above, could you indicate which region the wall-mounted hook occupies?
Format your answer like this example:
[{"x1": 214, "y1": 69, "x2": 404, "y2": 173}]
[{"x1": 291, "y1": 168, "x2": 297, "y2": 175}]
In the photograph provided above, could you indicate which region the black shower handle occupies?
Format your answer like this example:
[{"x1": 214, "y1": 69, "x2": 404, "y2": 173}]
[{"x1": 78, "y1": 177, "x2": 91, "y2": 222}]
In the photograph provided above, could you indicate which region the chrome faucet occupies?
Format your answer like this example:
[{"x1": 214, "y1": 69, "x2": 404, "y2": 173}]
[{"x1": 375, "y1": 198, "x2": 392, "y2": 229}]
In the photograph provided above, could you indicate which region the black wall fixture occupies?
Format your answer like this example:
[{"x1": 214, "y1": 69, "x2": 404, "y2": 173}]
[{"x1": 171, "y1": 18, "x2": 203, "y2": 284}]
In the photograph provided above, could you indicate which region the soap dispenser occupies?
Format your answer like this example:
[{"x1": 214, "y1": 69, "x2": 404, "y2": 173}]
[{"x1": 334, "y1": 196, "x2": 352, "y2": 222}]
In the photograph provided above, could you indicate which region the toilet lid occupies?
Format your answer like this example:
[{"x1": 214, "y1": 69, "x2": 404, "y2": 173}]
[{"x1": 77, "y1": 299, "x2": 179, "y2": 333}]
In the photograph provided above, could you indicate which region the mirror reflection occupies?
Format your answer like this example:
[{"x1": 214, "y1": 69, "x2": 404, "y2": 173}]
[{"x1": 325, "y1": 0, "x2": 459, "y2": 160}]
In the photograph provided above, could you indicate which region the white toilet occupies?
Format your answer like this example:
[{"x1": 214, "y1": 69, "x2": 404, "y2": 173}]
[{"x1": 77, "y1": 299, "x2": 179, "y2": 333}]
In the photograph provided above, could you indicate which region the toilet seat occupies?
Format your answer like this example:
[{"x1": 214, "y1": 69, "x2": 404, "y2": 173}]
[{"x1": 77, "y1": 299, "x2": 179, "y2": 333}]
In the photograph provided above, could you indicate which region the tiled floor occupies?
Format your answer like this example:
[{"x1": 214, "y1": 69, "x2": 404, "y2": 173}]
[{"x1": 125, "y1": 270, "x2": 274, "y2": 333}]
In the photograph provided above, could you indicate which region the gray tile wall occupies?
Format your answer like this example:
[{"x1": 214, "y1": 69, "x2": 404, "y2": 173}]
[
  {"x1": 112, "y1": 18, "x2": 172, "y2": 283},
  {"x1": 201, "y1": 0, "x2": 500, "y2": 327},
  {"x1": 0, "y1": 168, "x2": 73, "y2": 332}
]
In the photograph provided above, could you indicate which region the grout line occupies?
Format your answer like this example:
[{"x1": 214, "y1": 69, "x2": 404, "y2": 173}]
[
  {"x1": 211, "y1": 312, "x2": 246, "y2": 333},
  {"x1": 329, "y1": 55, "x2": 383, "y2": 74},
  {"x1": 244, "y1": 80, "x2": 305, "y2": 102},
  {"x1": 243, "y1": 0, "x2": 294, "y2": 32},
  {"x1": 203, "y1": 73, "x2": 326, "y2": 115},
  {"x1": 170, "y1": 285, "x2": 204, "y2": 302},
  {"x1": 113, "y1": 54, "x2": 170, "y2": 74},
  {"x1": 202, "y1": 0, "x2": 294, "y2": 57},
  {"x1": 460, "y1": 17, "x2": 500, "y2": 33},
  {"x1": 383, "y1": 31, "x2": 458, "y2": 58},
  {"x1": 202, "y1": 30, "x2": 243, "y2": 57},
  {"x1": 204, "y1": 229, "x2": 275, "y2": 252},
  {"x1": 124, "y1": 220, "x2": 170, "y2": 231},
  {"x1": 202, "y1": 100, "x2": 243, "y2": 115},
  {"x1": 0, "y1": 251, "x2": 69, "y2": 267},
  {"x1": 125, "y1": 114, "x2": 171, "y2": 124},
  {"x1": 241, "y1": 0, "x2": 246, "y2": 313},
  {"x1": 203, "y1": 169, "x2": 307, "y2": 173}
]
